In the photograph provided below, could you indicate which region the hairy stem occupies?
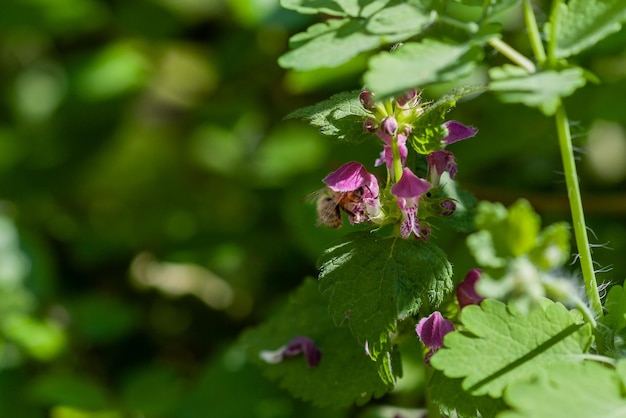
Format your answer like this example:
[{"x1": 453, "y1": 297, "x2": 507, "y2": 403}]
[
  {"x1": 487, "y1": 38, "x2": 536, "y2": 73},
  {"x1": 555, "y1": 106, "x2": 603, "y2": 318},
  {"x1": 522, "y1": 0, "x2": 547, "y2": 65}
]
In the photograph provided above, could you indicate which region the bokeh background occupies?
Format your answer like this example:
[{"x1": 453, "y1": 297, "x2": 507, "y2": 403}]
[{"x1": 0, "y1": 0, "x2": 625, "y2": 416}]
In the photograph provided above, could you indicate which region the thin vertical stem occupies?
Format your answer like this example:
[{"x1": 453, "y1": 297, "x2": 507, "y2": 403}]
[
  {"x1": 554, "y1": 105, "x2": 603, "y2": 318},
  {"x1": 522, "y1": 0, "x2": 547, "y2": 65}
]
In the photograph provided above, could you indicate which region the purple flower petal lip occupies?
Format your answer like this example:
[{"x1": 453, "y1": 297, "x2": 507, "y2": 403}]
[
  {"x1": 323, "y1": 161, "x2": 369, "y2": 192},
  {"x1": 442, "y1": 121, "x2": 477, "y2": 145},
  {"x1": 456, "y1": 268, "x2": 484, "y2": 308},
  {"x1": 260, "y1": 336, "x2": 322, "y2": 368},
  {"x1": 285, "y1": 336, "x2": 322, "y2": 368},
  {"x1": 391, "y1": 168, "x2": 430, "y2": 198},
  {"x1": 416, "y1": 311, "x2": 454, "y2": 348}
]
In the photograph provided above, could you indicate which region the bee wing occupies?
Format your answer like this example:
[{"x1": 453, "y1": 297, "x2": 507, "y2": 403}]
[{"x1": 305, "y1": 187, "x2": 330, "y2": 204}]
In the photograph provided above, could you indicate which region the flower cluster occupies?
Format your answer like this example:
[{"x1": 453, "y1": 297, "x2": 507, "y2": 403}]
[{"x1": 315, "y1": 88, "x2": 477, "y2": 239}]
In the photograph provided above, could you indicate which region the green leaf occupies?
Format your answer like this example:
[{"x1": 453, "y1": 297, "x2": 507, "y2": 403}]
[
  {"x1": 241, "y1": 278, "x2": 391, "y2": 407},
  {"x1": 318, "y1": 232, "x2": 453, "y2": 359},
  {"x1": 467, "y1": 200, "x2": 540, "y2": 268},
  {"x1": 488, "y1": 65, "x2": 587, "y2": 116},
  {"x1": 430, "y1": 372, "x2": 506, "y2": 418},
  {"x1": 365, "y1": 39, "x2": 483, "y2": 98},
  {"x1": 500, "y1": 362, "x2": 626, "y2": 418},
  {"x1": 528, "y1": 222, "x2": 571, "y2": 271},
  {"x1": 279, "y1": 19, "x2": 381, "y2": 70},
  {"x1": 430, "y1": 299, "x2": 593, "y2": 397},
  {"x1": 366, "y1": 0, "x2": 435, "y2": 35},
  {"x1": 286, "y1": 90, "x2": 371, "y2": 142},
  {"x1": 427, "y1": 182, "x2": 478, "y2": 234},
  {"x1": 409, "y1": 85, "x2": 485, "y2": 154},
  {"x1": 279, "y1": 1, "x2": 434, "y2": 71},
  {"x1": 550, "y1": 0, "x2": 626, "y2": 59},
  {"x1": 597, "y1": 284, "x2": 626, "y2": 357},
  {"x1": 280, "y1": 0, "x2": 387, "y2": 17}
]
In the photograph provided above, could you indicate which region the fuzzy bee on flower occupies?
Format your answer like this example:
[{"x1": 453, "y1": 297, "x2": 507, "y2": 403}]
[{"x1": 309, "y1": 162, "x2": 382, "y2": 229}]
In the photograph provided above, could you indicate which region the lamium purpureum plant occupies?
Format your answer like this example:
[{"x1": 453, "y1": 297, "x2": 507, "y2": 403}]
[{"x1": 242, "y1": 1, "x2": 626, "y2": 417}]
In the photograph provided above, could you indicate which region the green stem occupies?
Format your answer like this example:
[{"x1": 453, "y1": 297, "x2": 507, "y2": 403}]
[
  {"x1": 391, "y1": 134, "x2": 403, "y2": 183},
  {"x1": 522, "y1": 0, "x2": 547, "y2": 65},
  {"x1": 555, "y1": 105, "x2": 603, "y2": 318},
  {"x1": 437, "y1": 15, "x2": 479, "y2": 34},
  {"x1": 547, "y1": 0, "x2": 564, "y2": 66},
  {"x1": 488, "y1": 38, "x2": 536, "y2": 73}
]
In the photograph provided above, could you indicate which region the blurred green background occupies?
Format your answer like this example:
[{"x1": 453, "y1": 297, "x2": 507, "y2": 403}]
[{"x1": 0, "y1": 0, "x2": 625, "y2": 416}]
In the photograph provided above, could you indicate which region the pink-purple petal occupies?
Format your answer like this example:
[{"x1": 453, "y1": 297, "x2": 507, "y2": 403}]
[
  {"x1": 391, "y1": 168, "x2": 430, "y2": 198},
  {"x1": 456, "y1": 268, "x2": 484, "y2": 308},
  {"x1": 416, "y1": 311, "x2": 454, "y2": 348},
  {"x1": 323, "y1": 161, "x2": 369, "y2": 192},
  {"x1": 442, "y1": 121, "x2": 478, "y2": 145}
]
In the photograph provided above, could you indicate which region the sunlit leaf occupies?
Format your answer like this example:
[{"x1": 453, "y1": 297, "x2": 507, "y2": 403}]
[
  {"x1": 488, "y1": 65, "x2": 587, "y2": 115},
  {"x1": 549, "y1": 0, "x2": 626, "y2": 59},
  {"x1": 365, "y1": 39, "x2": 483, "y2": 98},
  {"x1": 500, "y1": 361, "x2": 626, "y2": 418},
  {"x1": 318, "y1": 232, "x2": 453, "y2": 359},
  {"x1": 431, "y1": 299, "x2": 592, "y2": 397},
  {"x1": 286, "y1": 90, "x2": 371, "y2": 142}
]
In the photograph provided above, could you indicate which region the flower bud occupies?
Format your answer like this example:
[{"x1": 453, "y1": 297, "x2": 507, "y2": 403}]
[
  {"x1": 396, "y1": 88, "x2": 420, "y2": 108},
  {"x1": 439, "y1": 200, "x2": 456, "y2": 217},
  {"x1": 363, "y1": 118, "x2": 377, "y2": 133},
  {"x1": 381, "y1": 116, "x2": 398, "y2": 136},
  {"x1": 359, "y1": 90, "x2": 375, "y2": 110},
  {"x1": 456, "y1": 269, "x2": 484, "y2": 308}
]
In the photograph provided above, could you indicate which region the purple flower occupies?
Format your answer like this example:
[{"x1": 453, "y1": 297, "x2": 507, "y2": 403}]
[
  {"x1": 442, "y1": 121, "x2": 477, "y2": 145},
  {"x1": 416, "y1": 312, "x2": 454, "y2": 364},
  {"x1": 374, "y1": 133, "x2": 408, "y2": 169},
  {"x1": 391, "y1": 168, "x2": 430, "y2": 238},
  {"x1": 323, "y1": 161, "x2": 381, "y2": 222},
  {"x1": 260, "y1": 336, "x2": 322, "y2": 368},
  {"x1": 456, "y1": 268, "x2": 484, "y2": 308},
  {"x1": 427, "y1": 150, "x2": 457, "y2": 187}
]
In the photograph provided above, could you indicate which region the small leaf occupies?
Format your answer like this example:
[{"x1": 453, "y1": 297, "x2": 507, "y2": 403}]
[
  {"x1": 241, "y1": 278, "x2": 391, "y2": 407},
  {"x1": 318, "y1": 231, "x2": 453, "y2": 359},
  {"x1": 489, "y1": 65, "x2": 587, "y2": 115},
  {"x1": 549, "y1": 0, "x2": 626, "y2": 59},
  {"x1": 528, "y1": 222, "x2": 571, "y2": 271},
  {"x1": 365, "y1": 39, "x2": 483, "y2": 98},
  {"x1": 467, "y1": 200, "x2": 540, "y2": 268},
  {"x1": 500, "y1": 362, "x2": 626, "y2": 418},
  {"x1": 431, "y1": 299, "x2": 593, "y2": 397},
  {"x1": 286, "y1": 90, "x2": 371, "y2": 142},
  {"x1": 597, "y1": 284, "x2": 626, "y2": 358},
  {"x1": 410, "y1": 85, "x2": 486, "y2": 154}
]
